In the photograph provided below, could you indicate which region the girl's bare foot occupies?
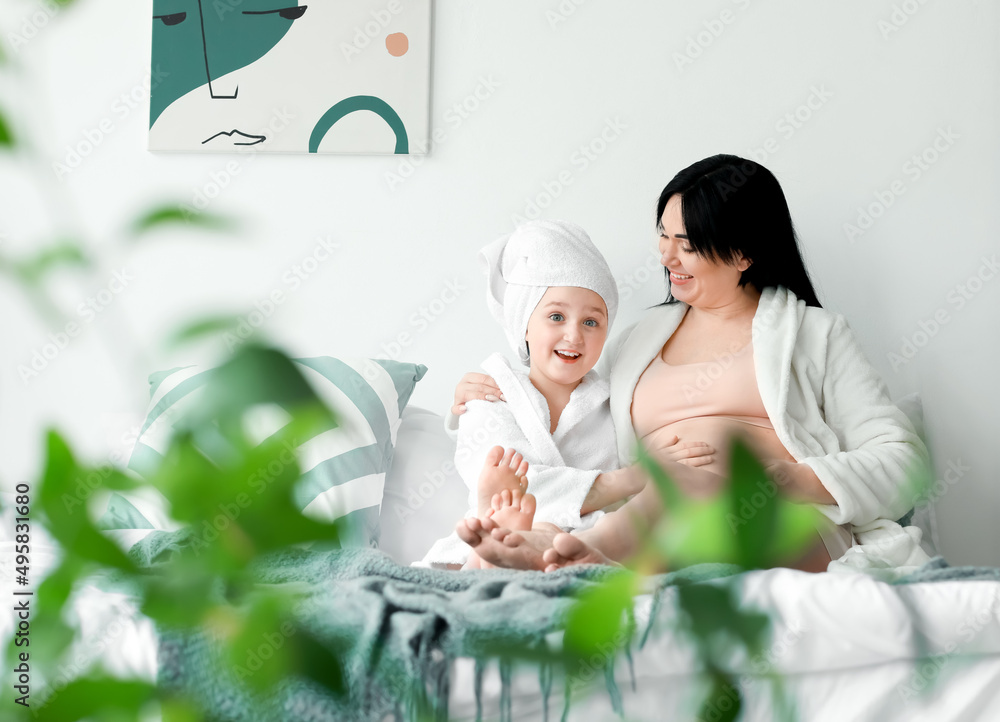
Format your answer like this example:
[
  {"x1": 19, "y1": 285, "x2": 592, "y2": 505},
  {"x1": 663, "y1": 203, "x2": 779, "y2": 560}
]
[
  {"x1": 476, "y1": 446, "x2": 529, "y2": 517},
  {"x1": 486, "y1": 489, "x2": 536, "y2": 532},
  {"x1": 464, "y1": 493, "x2": 536, "y2": 570},
  {"x1": 455, "y1": 516, "x2": 562, "y2": 571}
]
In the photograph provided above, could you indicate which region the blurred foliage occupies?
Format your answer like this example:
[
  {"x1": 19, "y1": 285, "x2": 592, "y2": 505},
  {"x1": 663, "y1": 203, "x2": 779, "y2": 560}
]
[
  {"x1": 129, "y1": 205, "x2": 238, "y2": 237},
  {"x1": 638, "y1": 442, "x2": 821, "y2": 570},
  {"x1": 0, "y1": 107, "x2": 13, "y2": 147},
  {"x1": 552, "y1": 440, "x2": 822, "y2": 720},
  {"x1": 564, "y1": 568, "x2": 637, "y2": 659},
  {"x1": 0, "y1": 4, "x2": 352, "y2": 718},
  {"x1": 5, "y1": 344, "x2": 349, "y2": 721},
  {"x1": 0, "y1": 240, "x2": 90, "y2": 284},
  {"x1": 165, "y1": 316, "x2": 247, "y2": 349}
]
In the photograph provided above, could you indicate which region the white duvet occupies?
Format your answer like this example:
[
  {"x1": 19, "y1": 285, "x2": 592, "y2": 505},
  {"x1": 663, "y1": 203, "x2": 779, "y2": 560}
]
[{"x1": 455, "y1": 569, "x2": 1000, "y2": 721}]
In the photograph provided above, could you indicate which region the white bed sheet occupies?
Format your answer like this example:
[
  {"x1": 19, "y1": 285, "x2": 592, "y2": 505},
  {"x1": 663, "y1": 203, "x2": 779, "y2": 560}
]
[{"x1": 450, "y1": 568, "x2": 1000, "y2": 722}]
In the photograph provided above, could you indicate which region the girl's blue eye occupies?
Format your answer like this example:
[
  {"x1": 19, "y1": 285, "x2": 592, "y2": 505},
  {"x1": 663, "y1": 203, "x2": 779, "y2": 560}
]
[
  {"x1": 549, "y1": 313, "x2": 564, "y2": 322},
  {"x1": 583, "y1": 319, "x2": 597, "y2": 327}
]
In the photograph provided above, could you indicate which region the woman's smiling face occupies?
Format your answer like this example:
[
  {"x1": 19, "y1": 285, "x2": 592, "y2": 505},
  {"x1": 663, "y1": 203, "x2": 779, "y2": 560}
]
[{"x1": 658, "y1": 194, "x2": 752, "y2": 309}]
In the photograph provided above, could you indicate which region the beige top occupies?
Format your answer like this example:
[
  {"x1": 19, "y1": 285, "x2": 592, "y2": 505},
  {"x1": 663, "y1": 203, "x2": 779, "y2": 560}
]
[
  {"x1": 631, "y1": 341, "x2": 769, "y2": 435},
  {"x1": 630, "y1": 340, "x2": 854, "y2": 561}
]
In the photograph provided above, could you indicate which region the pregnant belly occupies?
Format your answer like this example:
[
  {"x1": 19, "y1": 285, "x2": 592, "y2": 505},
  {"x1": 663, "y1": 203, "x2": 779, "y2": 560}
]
[{"x1": 641, "y1": 416, "x2": 795, "y2": 477}]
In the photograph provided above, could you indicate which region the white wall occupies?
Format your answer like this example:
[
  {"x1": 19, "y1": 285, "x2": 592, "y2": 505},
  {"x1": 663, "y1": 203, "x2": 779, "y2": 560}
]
[{"x1": 3, "y1": 0, "x2": 998, "y2": 565}]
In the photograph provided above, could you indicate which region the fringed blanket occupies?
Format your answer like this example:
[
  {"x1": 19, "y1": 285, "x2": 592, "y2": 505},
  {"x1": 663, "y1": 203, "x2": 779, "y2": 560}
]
[
  {"x1": 133, "y1": 528, "x2": 1000, "y2": 722},
  {"x1": 135, "y1": 531, "x2": 737, "y2": 722}
]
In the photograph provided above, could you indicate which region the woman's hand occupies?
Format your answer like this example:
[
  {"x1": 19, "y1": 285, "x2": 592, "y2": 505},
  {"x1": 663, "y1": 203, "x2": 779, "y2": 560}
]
[
  {"x1": 452, "y1": 373, "x2": 504, "y2": 416},
  {"x1": 764, "y1": 460, "x2": 836, "y2": 505},
  {"x1": 660, "y1": 435, "x2": 715, "y2": 467}
]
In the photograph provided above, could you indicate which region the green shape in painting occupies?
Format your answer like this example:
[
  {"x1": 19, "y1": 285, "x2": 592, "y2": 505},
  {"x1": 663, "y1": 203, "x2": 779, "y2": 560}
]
[
  {"x1": 309, "y1": 96, "x2": 409, "y2": 154},
  {"x1": 150, "y1": 1, "x2": 307, "y2": 127}
]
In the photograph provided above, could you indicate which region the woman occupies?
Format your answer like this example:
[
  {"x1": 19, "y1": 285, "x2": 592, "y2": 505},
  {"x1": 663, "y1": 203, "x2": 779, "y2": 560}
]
[{"x1": 454, "y1": 154, "x2": 931, "y2": 574}]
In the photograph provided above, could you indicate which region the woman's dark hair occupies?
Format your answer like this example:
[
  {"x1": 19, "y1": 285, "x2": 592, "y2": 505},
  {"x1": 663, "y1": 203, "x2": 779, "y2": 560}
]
[{"x1": 656, "y1": 154, "x2": 822, "y2": 307}]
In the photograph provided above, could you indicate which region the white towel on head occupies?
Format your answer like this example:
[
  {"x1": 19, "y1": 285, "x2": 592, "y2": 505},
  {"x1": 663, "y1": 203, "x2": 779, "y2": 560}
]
[{"x1": 480, "y1": 220, "x2": 619, "y2": 366}]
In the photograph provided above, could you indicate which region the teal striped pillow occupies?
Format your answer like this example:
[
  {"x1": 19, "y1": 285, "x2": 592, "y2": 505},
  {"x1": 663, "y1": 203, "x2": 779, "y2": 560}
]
[{"x1": 108, "y1": 357, "x2": 426, "y2": 550}]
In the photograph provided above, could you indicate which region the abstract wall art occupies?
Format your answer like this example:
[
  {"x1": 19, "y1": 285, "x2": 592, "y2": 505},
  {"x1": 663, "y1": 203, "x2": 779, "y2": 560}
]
[{"x1": 148, "y1": 0, "x2": 431, "y2": 154}]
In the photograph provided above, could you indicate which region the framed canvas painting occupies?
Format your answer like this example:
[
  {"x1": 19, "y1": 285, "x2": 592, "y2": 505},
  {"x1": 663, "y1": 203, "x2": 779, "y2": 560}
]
[{"x1": 148, "y1": 0, "x2": 431, "y2": 154}]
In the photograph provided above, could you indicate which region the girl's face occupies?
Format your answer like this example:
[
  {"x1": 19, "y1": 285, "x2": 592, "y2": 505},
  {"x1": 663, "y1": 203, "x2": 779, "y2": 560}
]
[
  {"x1": 658, "y1": 194, "x2": 751, "y2": 309},
  {"x1": 525, "y1": 286, "x2": 608, "y2": 389}
]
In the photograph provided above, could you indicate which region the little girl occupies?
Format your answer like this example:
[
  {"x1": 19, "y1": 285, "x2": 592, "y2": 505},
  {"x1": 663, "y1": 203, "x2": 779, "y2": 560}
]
[{"x1": 418, "y1": 220, "x2": 623, "y2": 569}]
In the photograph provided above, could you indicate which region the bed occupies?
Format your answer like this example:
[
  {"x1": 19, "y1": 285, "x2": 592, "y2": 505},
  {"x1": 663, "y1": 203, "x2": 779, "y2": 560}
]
[{"x1": 3, "y1": 354, "x2": 999, "y2": 721}]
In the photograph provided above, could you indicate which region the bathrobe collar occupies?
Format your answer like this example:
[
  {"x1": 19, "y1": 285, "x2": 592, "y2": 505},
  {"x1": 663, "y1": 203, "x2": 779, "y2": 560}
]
[
  {"x1": 481, "y1": 352, "x2": 610, "y2": 468},
  {"x1": 610, "y1": 286, "x2": 804, "y2": 463}
]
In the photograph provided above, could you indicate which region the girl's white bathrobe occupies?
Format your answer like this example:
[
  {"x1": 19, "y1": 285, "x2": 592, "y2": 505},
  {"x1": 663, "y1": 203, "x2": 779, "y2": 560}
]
[
  {"x1": 600, "y1": 286, "x2": 933, "y2": 576},
  {"x1": 419, "y1": 352, "x2": 618, "y2": 567}
]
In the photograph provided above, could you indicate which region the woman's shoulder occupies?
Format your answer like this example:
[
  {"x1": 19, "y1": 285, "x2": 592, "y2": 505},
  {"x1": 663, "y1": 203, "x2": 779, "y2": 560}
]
[
  {"x1": 802, "y1": 304, "x2": 847, "y2": 332},
  {"x1": 611, "y1": 303, "x2": 686, "y2": 347},
  {"x1": 760, "y1": 286, "x2": 849, "y2": 338}
]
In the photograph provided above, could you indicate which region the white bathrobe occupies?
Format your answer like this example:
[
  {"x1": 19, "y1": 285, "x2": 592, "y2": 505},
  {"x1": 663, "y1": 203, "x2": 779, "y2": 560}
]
[
  {"x1": 600, "y1": 286, "x2": 933, "y2": 575},
  {"x1": 419, "y1": 352, "x2": 618, "y2": 567}
]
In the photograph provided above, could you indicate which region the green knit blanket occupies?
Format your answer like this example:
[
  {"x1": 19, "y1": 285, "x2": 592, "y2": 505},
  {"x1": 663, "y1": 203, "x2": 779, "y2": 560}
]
[
  {"x1": 136, "y1": 530, "x2": 738, "y2": 722},
  {"x1": 137, "y1": 528, "x2": 992, "y2": 722}
]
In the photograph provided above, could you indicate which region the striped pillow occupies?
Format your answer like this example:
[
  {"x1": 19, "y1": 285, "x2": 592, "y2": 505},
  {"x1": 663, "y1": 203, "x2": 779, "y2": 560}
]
[{"x1": 106, "y1": 357, "x2": 426, "y2": 550}]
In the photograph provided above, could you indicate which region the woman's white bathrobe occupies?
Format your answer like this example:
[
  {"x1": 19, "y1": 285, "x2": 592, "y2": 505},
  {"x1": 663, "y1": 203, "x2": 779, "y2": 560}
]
[
  {"x1": 600, "y1": 286, "x2": 933, "y2": 575},
  {"x1": 419, "y1": 352, "x2": 618, "y2": 567}
]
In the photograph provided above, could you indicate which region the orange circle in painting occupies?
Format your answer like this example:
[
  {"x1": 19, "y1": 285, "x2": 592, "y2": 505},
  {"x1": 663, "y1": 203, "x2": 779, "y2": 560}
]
[{"x1": 386, "y1": 33, "x2": 409, "y2": 57}]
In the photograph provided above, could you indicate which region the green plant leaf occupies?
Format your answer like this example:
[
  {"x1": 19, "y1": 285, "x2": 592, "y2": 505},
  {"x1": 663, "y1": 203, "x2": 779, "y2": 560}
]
[
  {"x1": 0, "y1": 108, "x2": 13, "y2": 148},
  {"x1": 208, "y1": 345, "x2": 332, "y2": 416},
  {"x1": 655, "y1": 496, "x2": 738, "y2": 566},
  {"x1": 290, "y1": 625, "x2": 347, "y2": 697},
  {"x1": 697, "y1": 671, "x2": 742, "y2": 722},
  {"x1": 639, "y1": 438, "x2": 823, "y2": 570},
  {"x1": 29, "y1": 678, "x2": 155, "y2": 722},
  {"x1": 147, "y1": 427, "x2": 341, "y2": 569},
  {"x1": 225, "y1": 593, "x2": 298, "y2": 693},
  {"x1": 635, "y1": 445, "x2": 684, "y2": 509},
  {"x1": 564, "y1": 570, "x2": 637, "y2": 658},
  {"x1": 141, "y1": 561, "x2": 220, "y2": 628},
  {"x1": 129, "y1": 205, "x2": 236, "y2": 236},
  {"x1": 727, "y1": 440, "x2": 824, "y2": 567},
  {"x1": 157, "y1": 696, "x2": 205, "y2": 722},
  {"x1": 728, "y1": 440, "x2": 780, "y2": 569},
  {"x1": 678, "y1": 582, "x2": 769, "y2": 657},
  {"x1": 37, "y1": 431, "x2": 138, "y2": 573},
  {"x1": 176, "y1": 346, "x2": 339, "y2": 463},
  {"x1": 4, "y1": 240, "x2": 88, "y2": 286},
  {"x1": 678, "y1": 583, "x2": 737, "y2": 643},
  {"x1": 99, "y1": 467, "x2": 143, "y2": 492},
  {"x1": 768, "y1": 502, "x2": 825, "y2": 563},
  {"x1": 165, "y1": 315, "x2": 246, "y2": 348}
]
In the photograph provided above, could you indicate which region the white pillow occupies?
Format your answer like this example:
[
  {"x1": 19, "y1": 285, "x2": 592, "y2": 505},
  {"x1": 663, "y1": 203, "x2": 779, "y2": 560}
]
[
  {"x1": 894, "y1": 392, "x2": 941, "y2": 557},
  {"x1": 379, "y1": 406, "x2": 469, "y2": 565}
]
